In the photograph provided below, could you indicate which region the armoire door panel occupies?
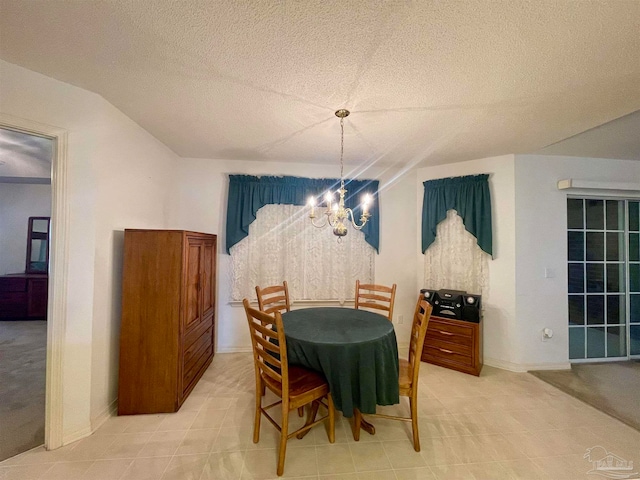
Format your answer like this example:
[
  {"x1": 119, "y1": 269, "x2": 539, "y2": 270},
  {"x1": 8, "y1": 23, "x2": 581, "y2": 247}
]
[
  {"x1": 202, "y1": 240, "x2": 215, "y2": 316},
  {"x1": 185, "y1": 241, "x2": 202, "y2": 330}
]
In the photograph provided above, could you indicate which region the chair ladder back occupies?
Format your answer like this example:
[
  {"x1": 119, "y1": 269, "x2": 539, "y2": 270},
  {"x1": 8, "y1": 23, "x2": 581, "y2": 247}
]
[
  {"x1": 408, "y1": 297, "x2": 432, "y2": 384},
  {"x1": 256, "y1": 281, "x2": 291, "y2": 315},
  {"x1": 355, "y1": 280, "x2": 397, "y2": 320},
  {"x1": 243, "y1": 299, "x2": 288, "y2": 391},
  {"x1": 253, "y1": 335, "x2": 282, "y2": 370}
]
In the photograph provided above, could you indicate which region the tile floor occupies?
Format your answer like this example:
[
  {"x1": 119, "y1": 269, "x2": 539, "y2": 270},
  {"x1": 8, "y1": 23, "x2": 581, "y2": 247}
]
[{"x1": 2, "y1": 353, "x2": 640, "y2": 479}]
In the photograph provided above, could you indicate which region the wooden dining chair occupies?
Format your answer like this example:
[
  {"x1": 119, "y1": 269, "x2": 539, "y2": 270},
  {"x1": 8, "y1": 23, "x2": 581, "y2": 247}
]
[
  {"x1": 243, "y1": 299, "x2": 335, "y2": 476},
  {"x1": 255, "y1": 281, "x2": 304, "y2": 418},
  {"x1": 355, "y1": 280, "x2": 397, "y2": 321},
  {"x1": 353, "y1": 294, "x2": 433, "y2": 451},
  {"x1": 256, "y1": 281, "x2": 291, "y2": 315}
]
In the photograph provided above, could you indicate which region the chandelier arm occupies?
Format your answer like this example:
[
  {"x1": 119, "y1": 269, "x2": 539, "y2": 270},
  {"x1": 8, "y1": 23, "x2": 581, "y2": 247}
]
[
  {"x1": 345, "y1": 208, "x2": 368, "y2": 230},
  {"x1": 310, "y1": 216, "x2": 329, "y2": 228}
]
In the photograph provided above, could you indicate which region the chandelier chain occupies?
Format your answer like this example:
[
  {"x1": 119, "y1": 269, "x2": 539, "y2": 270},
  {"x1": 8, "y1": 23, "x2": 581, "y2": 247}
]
[
  {"x1": 307, "y1": 108, "x2": 371, "y2": 238},
  {"x1": 340, "y1": 116, "x2": 344, "y2": 181}
]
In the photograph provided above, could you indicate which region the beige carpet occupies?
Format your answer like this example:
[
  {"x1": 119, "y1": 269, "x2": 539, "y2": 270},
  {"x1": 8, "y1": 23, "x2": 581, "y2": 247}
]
[
  {"x1": 530, "y1": 360, "x2": 640, "y2": 432},
  {"x1": 0, "y1": 321, "x2": 47, "y2": 462}
]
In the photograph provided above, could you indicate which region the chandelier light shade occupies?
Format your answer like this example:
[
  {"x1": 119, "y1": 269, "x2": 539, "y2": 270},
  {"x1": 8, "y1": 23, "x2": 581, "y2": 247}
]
[{"x1": 307, "y1": 109, "x2": 371, "y2": 238}]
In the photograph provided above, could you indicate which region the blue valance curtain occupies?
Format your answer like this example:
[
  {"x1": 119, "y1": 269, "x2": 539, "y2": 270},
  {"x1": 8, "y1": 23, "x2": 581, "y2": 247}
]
[
  {"x1": 226, "y1": 174, "x2": 380, "y2": 253},
  {"x1": 421, "y1": 174, "x2": 493, "y2": 256}
]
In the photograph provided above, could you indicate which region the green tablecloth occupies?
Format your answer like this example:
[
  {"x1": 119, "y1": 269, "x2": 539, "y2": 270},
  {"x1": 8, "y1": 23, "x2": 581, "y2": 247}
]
[{"x1": 281, "y1": 307, "x2": 399, "y2": 416}]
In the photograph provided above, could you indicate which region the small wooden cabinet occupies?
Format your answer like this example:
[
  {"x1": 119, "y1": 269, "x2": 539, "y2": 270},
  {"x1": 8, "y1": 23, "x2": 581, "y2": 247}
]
[
  {"x1": 118, "y1": 230, "x2": 217, "y2": 415},
  {"x1": 0, "y1": 274, "x2": 48, "y2": 320},
  {"x1": 421, "y1": 315, "x2": 482, "y2": 376}
]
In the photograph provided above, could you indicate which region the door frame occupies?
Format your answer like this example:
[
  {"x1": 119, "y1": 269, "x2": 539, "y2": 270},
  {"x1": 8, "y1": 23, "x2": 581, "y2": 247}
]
[{"x1": 0, "y1": 113, "x2": 69, "y2": 449}]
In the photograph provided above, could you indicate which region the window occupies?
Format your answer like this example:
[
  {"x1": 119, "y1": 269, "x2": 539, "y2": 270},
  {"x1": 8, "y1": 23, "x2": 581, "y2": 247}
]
[
  {"x1": 230, "y1": 204, "x2": 374, "y2": 302},
  {"x1": 423, "y1": 209, "x2": 489, "y2": 296}
]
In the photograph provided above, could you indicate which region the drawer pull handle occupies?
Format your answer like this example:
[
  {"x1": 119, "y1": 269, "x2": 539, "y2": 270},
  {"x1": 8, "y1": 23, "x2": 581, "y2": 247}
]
[
  {"x1": 439, "y1": 331, "x2": 454, "y2": 336},
  {"x1": 440, "y1": 348, "x2": 454, "y2": 354}
]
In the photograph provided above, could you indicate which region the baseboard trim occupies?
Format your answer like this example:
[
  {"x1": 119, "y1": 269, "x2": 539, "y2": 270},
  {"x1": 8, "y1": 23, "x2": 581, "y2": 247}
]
[
  {"x1": 484, "y1": 357, "x2": 571, "y2": 373},
  {"x1": 526, "y1": 362, "x2": 571, "y2": 371},
  {"x1": 59, "y1": 398, "x2": 117, "y2": 447},
  {"x1": 62, "y1": 424, "x2": 92, "y2": 446},
  {"x1": 216, "y1": 347, "x2": 252, "y2": 354},
  {"x1": 90, "y1": 399, "x2": 118, "y2": 432}
]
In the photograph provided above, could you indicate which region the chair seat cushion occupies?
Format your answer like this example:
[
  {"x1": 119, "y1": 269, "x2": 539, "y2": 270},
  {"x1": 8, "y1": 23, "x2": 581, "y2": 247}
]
[{"x1": 398, "y1": 358, "x2": 412, "y2": 390}]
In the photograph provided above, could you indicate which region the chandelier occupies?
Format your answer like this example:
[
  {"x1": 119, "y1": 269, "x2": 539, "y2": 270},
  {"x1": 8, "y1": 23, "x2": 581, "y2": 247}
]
[{"x1": 307, "y1": 109, "x2": 371, "y2": 238}]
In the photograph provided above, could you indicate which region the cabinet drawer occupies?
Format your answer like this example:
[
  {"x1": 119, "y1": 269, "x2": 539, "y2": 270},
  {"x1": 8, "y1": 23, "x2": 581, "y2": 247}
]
[
  {"x1": 184, "y1": 325, "x2": 212, "y2": 368},
  {"x1": 425, "y1": 337, "x2": 472, "y2": 355},
  {"x1": 0, "y1": 278, "x2": 27, "y2": 292},
  {"x1": 428, "y1": 318, "x2": 474, "y2": 338},
  {"x1": 0, "y1": 293, "x2": 28, "y2": 318},
  {"x1": 423, "y1": 345, "x2": 473, "y2": 367},
  {"x1": 184, "y1": 316, "x2": 212, "y2": 349},
  {"x1": 183, "y1": 344, "x2": 213, "y2": 390},
  {"x1": 427, "y1": 327, "x2": 473, "y2": 347}
]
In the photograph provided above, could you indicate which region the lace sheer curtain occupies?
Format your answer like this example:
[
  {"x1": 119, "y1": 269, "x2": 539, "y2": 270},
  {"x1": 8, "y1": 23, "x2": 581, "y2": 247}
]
[
  {"x1": 423, "y1": 209, "x2": 490, "y2": 297},
  {"x1": 231, "y1": 204, "x2": 375, "y2": 302}
]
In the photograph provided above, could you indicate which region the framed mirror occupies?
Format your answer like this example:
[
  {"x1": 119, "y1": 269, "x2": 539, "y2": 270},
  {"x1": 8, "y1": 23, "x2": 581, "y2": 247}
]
[{"x1": 26, "y1": 216, "x2": 50, "y2": 274}]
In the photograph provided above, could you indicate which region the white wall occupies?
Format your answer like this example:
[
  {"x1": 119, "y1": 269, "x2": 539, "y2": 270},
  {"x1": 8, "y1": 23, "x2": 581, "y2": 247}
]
[
  {"x1": 416, "y1": 154, "x2": 640, "y2": 371},
  {"x1": 0, "y1": 183, "x2": 51, "y2": 275},
  {"x1": 0, "y1": 60, "x2": 177, "y2": 441},
  {"x1": 417, "y1": 155, "x2": 518, "y2": 368},
  {"x1": 88, "y1": 103, "x2": 178, "y2": 426},
  {"x1": 169, "y1": 159, "x2": 418, "y2": 352},
  {"x1": 514, "y1": 154, "x2": 640, "y2": 368}
]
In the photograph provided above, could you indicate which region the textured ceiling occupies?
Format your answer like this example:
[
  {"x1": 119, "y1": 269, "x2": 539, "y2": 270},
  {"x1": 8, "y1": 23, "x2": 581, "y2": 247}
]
[
  {"x1": 535, "y1": 110, "x2": 640, "y2": 160},
  {"x1": 1, "y1": 0, "x2": 639, "y2": 168}
]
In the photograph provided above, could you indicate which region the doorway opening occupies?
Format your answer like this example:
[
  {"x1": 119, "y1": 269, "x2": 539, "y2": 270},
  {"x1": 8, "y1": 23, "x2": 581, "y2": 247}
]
[
  {"x1": 0, "y1": 128, "x2": 52, "y2": 461},
  {"x1": 0, "y1": 115, "x2": 69, "y2": 458}
]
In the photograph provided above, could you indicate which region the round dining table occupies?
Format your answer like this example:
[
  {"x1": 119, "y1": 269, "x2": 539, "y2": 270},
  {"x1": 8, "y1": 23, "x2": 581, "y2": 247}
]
[{"x1": 281, "y1": 306, "x2": 399, "y2": 431}]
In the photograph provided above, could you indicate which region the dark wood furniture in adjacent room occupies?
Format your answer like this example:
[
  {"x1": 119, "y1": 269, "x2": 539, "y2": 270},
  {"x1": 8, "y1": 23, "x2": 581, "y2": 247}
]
[
  {"x1": 118, "y1": 229, "x2": 217, "y2": 415},
  {"x1": 0, "y1": 216, "x2": 50, "y2": 320},
  {"x1": 421, "y1": 315, "x2": 482, "y2": 376},
  {"x1": 0, "y1": 274, "x2": 48, "y2": 319}
]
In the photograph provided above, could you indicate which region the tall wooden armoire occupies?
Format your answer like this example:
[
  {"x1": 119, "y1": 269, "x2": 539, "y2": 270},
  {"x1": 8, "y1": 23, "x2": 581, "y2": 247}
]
[{"x1": 118, "y1": 229, "x2": 216, "y2": 415}]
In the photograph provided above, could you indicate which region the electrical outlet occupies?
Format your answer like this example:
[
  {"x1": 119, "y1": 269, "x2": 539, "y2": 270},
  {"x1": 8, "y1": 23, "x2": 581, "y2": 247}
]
[{"x1": 397, "y1": 315, "x2": 404, "y2": 325}]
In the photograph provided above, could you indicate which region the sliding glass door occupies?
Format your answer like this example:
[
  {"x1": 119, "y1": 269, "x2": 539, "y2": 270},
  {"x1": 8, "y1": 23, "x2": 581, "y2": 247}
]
[
  {"x1": 567, "y1": 198, "x2": 640, "y2": 361},
  {"x1": 629, "y1": 201, "x2": 640, "y2": 356}
]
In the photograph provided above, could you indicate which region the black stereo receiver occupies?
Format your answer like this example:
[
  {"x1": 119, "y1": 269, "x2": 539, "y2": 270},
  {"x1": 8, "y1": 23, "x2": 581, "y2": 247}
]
[{"x1": 420, "y1": 288, "x2": 482, "y2": 323}]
